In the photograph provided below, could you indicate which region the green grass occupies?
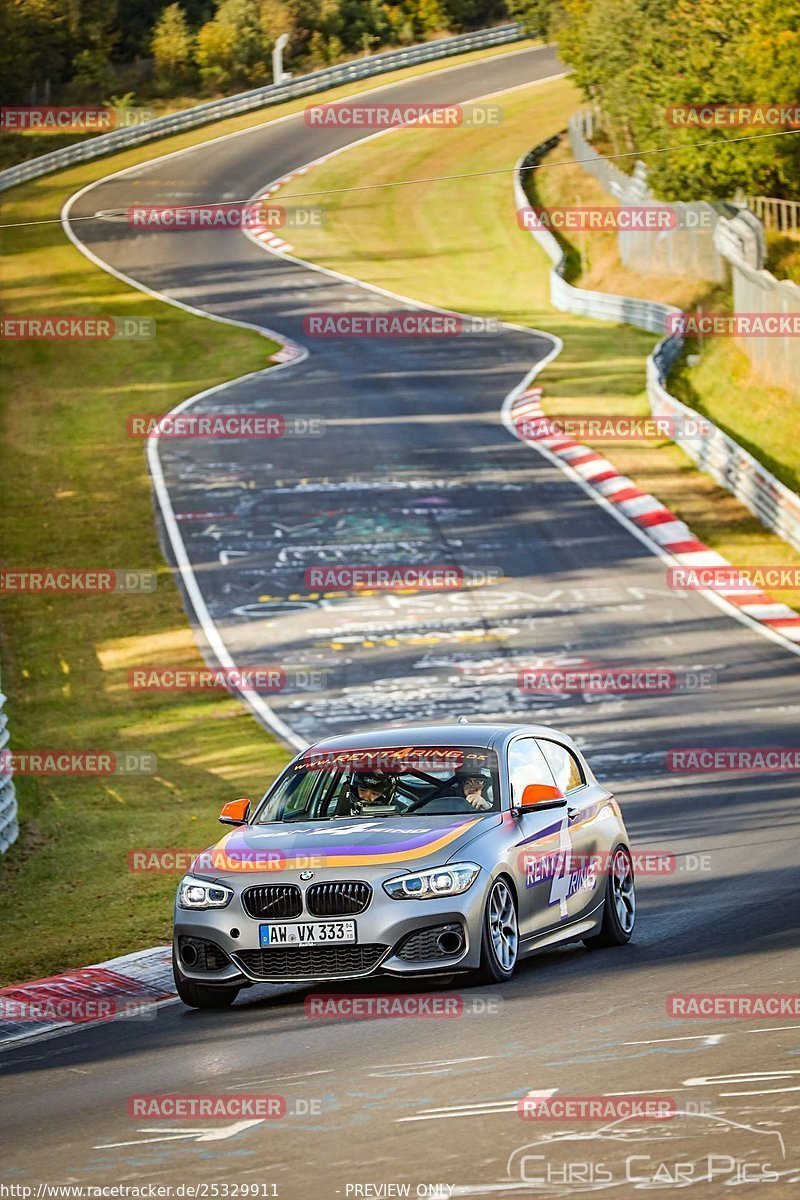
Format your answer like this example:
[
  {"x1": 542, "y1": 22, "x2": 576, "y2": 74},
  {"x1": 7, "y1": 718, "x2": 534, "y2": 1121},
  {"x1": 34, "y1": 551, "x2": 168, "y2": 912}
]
[
  {"x1": 766, "y1": 230, "x2": 800, "y2": 286},
  {"x1": 0, "y1": 178, "x2": 290, "y2": 985},
  {"x1": 0, "y1": 39, "x2": 543, "y2": 986},
  {"x1": 275, "y1": 74, "x2": 800, "y2": 612}
]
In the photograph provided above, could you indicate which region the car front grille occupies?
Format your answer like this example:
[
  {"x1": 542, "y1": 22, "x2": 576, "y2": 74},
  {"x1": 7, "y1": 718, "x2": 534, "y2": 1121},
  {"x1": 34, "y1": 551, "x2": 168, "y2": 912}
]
[
  {"x1": 395, "y1": 924, "x2": 465, "y2": 962},
  {"x1": 235, "y1": 944, "x2": 387, "y2": 980},
  {"x1": 305, "y1": 881, "x2": 372, "y2": 916},
  {"x1": 242, "y1": 885, "x2": 303, "y2": 920}
]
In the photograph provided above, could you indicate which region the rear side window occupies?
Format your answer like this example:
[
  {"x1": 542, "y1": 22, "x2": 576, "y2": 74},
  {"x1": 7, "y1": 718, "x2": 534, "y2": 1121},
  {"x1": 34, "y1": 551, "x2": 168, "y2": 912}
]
[{"x1": 537, "y1": 740, "x2": 584, "y2": 793}]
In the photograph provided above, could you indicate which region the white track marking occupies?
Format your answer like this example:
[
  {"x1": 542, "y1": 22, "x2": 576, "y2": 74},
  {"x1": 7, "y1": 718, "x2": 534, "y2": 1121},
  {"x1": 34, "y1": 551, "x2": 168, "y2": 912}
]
[
  {"x1": 623, "y1": 1034, "x2": 725, "y2": 1046},
  {"x1": 246, "y1": 126, "x2": 800, "y2": 660},
  {"x1": 369, "y1": 1056, "x2": 493, "y2": 1069},
  {"x1": 96, "y1": 1119, "x2": 264, "y2": 1148},
  {"x1": 61, "y1": 51, "x2": 799, "y2": 773},
  {"x1": 500, "y1": 322, "x2": 800, "y2": 658},
  {"x1": 721, "y1": 1085, "x2": 800, "y2": 1097},
  {"x1": 684, "y1": 1069, "x2": 800, "y2": 1086},
  {"x1": 60, "y1": 62, "x2": 566, "y2": 749},
  {"x1": 397, "y1": 1089, "x2": 557, "y2": 1122}
]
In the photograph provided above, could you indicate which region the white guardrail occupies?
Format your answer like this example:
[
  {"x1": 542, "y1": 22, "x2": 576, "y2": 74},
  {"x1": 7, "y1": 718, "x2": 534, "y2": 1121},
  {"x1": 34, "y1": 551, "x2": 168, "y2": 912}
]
[
  {"x1": 516, "y1": 141, "x2": 800, "y2": 554},
  {"x1": 0, "y1": 686, "x2": 18, "y2": 852},
  {"x1": 0, "y1": 24, "x2": 523, "y2": 194}
]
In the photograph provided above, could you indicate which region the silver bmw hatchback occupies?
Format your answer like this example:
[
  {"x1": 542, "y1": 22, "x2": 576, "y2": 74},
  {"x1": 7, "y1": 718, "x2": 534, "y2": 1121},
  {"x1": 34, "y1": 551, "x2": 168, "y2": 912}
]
[{"x1": 173, "y1": 722, "x2": 635, "y2": 1008}]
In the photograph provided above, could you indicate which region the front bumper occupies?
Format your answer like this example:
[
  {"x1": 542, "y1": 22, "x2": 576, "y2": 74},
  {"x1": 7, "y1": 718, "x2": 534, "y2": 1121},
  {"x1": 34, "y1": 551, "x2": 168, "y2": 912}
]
[{"x1": 173, "y1": 869, "x2": 488, "y2": 986}]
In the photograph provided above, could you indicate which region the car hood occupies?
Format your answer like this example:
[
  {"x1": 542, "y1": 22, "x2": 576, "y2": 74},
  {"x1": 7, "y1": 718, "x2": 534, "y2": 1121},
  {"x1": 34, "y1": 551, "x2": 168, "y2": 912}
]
[{"x1": 192, "y1": 814, "x2": 502, "y2": 878}]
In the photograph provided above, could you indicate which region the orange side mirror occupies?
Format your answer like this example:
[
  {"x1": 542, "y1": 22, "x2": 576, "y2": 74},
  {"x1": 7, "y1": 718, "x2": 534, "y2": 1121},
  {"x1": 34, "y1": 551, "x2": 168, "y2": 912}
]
[
  {"x1": 219, "y1": 798, "x2": 250, "y2": 825},
  {"x1": 520, "y1": 783, "x2": 566, "y2": 809}
]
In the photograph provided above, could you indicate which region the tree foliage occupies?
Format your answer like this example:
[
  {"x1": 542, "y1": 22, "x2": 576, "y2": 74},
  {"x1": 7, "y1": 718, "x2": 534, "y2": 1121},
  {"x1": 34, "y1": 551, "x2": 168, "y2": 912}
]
[
  {"x1": 151, "y1": 3, "x2": 194, "y2": 89},
  {"x1": 555, "y1": 0, "x2": 800, "y2": 199},
  {"x1": 3, "y1": 0, "x2": 507, "y2": 103}
]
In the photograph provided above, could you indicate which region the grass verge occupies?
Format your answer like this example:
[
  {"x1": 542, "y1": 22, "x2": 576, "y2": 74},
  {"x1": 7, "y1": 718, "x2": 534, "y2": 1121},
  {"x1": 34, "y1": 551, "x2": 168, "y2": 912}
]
[
  {"x1": 0, "y1": 179, "x2": 288, "y2": 986},
  {"x1": 274, "y1": 74, "x2": 800, "y2": 612},
  {"x1": 0, "y1": 39, "x2": 542, "y2": 985}
]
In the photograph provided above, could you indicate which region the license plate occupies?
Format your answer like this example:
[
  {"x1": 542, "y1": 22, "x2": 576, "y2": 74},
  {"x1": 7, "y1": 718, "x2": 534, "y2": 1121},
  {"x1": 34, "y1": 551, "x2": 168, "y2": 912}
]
[{"x1": 259, "y1": 921, "x2": 357, "y2": 947}]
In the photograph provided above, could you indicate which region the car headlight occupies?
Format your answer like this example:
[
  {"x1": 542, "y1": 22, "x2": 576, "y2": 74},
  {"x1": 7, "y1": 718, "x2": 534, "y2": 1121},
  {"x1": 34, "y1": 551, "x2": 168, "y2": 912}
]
[
  {"x1": 383, "y1": 862, "x2": 480, "y2": 900},
  {"x1": 178, "y1": 875, "x2": 233, "y2": 910}
]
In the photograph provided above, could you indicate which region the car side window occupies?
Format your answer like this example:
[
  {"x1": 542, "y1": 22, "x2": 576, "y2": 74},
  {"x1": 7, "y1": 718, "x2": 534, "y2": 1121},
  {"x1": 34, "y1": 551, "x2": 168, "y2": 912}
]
[
  {"x1": 507, "y1": 738, "x2": 556, "y2": 804},
  {"x1": 537, "y1": 739, "x2": 584, "y2": 793}
]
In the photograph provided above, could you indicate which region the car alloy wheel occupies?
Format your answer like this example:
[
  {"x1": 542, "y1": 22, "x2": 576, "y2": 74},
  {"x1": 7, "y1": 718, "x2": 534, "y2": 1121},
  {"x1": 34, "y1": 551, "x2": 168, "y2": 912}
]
[
  {"x1": 488, "y1": 877, "x2": 518, "y2": 972},
  {"x1": 611, "y1": 846, "x2": 636, "y2": 933},
  {"x1": 583, "y1": 844, "x2": 636, "y2": 949}
]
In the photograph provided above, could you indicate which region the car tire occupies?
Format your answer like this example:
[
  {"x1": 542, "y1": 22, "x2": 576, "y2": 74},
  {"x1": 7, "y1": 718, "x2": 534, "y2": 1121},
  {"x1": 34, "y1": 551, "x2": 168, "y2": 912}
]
[
  {"x1": 472, "y1": 876, "x2": 519, "y2": 984},
  {"x1": 583, "y1": 845, "x2": 635, "y2": 949},
  {"x1": 172, "y1": 950, "x2": 241, "y2": 1009}
]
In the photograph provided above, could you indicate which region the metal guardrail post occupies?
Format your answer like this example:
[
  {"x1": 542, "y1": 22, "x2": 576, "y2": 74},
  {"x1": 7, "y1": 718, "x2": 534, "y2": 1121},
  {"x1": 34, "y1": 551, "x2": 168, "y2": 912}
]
[{"x1": 0, "y1": 674, "x2": 18, "y2": 853}]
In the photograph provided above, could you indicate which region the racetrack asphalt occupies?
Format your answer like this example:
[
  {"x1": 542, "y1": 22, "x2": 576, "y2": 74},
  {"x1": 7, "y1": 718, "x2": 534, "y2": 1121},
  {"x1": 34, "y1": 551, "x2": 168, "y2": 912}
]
[{"x1": 3, "y1": 44, "x2": 800, "y2": 1196}]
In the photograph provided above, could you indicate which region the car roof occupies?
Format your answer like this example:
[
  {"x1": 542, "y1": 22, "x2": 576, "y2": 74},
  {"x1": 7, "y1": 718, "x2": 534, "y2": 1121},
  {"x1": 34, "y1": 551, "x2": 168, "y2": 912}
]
[{"x1": 303, "y1": 722, "x2": 580, "y2": 755}]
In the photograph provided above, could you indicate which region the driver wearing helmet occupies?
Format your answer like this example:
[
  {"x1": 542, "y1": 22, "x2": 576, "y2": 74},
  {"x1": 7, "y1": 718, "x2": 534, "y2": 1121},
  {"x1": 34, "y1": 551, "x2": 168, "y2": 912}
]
[
  {"x1": 348, "y1": 770, "x2": 399, "y2": 815},
  {"x1": 456, "y1": 764, "x2": 494, "y2": 811}
]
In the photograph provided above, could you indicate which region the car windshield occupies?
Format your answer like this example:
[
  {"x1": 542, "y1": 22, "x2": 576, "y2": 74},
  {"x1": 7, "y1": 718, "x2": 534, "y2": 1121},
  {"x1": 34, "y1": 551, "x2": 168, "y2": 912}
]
[{"x1": 254, "y1": 744, "x2": 500, "y2": 822}]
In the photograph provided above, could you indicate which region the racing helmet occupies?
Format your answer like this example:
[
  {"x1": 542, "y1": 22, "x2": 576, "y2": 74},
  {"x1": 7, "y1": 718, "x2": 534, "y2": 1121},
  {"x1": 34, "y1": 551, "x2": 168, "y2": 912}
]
[
  {"x1": 351, "y1": 770, "x2": 396, "y2": 803},
  {"x1": 455, "y1": 762, "x2": 493, "y2": 799},
  {"x1": 456, "y1": 763, "x2": 492, "y2": 783}
]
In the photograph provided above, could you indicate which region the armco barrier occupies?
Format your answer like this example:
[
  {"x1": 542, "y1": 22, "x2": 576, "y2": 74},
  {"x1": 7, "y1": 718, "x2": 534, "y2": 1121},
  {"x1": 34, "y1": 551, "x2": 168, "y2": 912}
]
[
  {"x1": 0, "y1": 682, "x2": 18, "y2": 852},
  {"x1": 517, "y1": 140, "x2": 800, "y2": 554},
  {"x1": 648, "y1": 344, "x2": 800, "y2": 552},
  {"x1": 0, "y1": 24, "x2": 523, "y2": 194},
  {"x1": 517, "y1": 140, "x2": 681, "y2": 334}
]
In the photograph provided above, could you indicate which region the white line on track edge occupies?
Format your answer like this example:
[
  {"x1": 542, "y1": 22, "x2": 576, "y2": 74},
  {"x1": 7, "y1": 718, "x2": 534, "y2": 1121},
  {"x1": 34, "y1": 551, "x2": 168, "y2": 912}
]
[{"x1": 58, "y1": 58, "x2": 567, "y2": 753}]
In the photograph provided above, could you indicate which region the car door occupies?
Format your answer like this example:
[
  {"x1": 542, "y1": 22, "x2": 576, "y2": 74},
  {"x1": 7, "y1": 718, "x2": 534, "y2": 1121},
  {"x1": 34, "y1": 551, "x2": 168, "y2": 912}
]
[
  {"x1": 507, "y1": 736, "x2": 572, "y2": 939},
  {"x1": 536, "y1": 738, "x2": 606, "y2": 923}
]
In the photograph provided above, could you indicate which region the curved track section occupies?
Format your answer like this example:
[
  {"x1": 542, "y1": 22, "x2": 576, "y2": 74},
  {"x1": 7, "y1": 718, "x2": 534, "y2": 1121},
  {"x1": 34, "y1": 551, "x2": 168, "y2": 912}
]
[{"x1": 2, "y1": 44, "x2": 799, "y2": 1199}]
